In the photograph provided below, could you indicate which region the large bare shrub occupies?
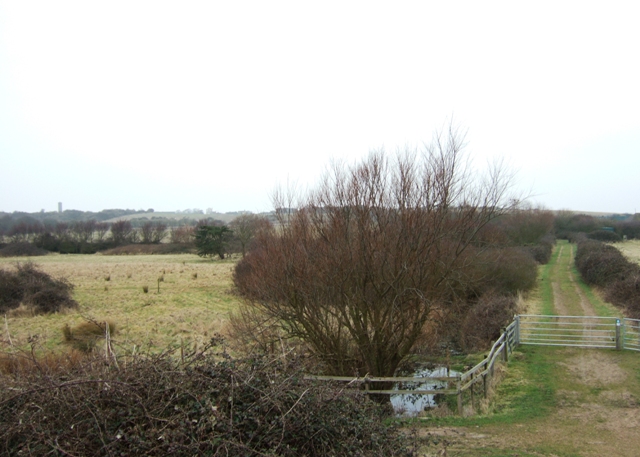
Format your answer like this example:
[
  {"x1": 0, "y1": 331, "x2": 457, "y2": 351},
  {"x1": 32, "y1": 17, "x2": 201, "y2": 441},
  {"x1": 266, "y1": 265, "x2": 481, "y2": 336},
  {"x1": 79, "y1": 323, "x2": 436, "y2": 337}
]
[{"x1": 234, "y1": 126, "x2": 516, "y2": 378}]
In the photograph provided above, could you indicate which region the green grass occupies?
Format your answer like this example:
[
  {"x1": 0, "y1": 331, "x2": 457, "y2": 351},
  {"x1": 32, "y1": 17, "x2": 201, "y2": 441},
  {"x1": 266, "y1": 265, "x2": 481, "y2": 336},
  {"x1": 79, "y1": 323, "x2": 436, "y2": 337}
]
[
  {"x1": 538, "y1": 242, "x2": 560, "y2": 315},
  {"x1": 412, "y1": 241, "x2": 640, "y2": 456},
  {"x1": 426, "y1": 346, "x2": 556, "y2": 428},
  {"x1": 0, "y1": 253, "x2": 242, "y2": 353}
]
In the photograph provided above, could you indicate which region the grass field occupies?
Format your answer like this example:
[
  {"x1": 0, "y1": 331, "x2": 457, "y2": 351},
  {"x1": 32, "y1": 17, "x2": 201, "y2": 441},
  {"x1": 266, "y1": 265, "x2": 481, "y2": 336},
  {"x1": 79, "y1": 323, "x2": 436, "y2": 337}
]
[
  {"x1": 0, "y1": 253, "x2": 242, "y2": 353},
  {"x1": 616, "y1": 239, "x2": 640, "y2": 265}
]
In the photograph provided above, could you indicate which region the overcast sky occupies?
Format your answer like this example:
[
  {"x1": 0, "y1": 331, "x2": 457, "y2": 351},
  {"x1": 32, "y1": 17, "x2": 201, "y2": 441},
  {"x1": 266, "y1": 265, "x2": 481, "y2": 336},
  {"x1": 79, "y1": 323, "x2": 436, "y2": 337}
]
[{"x1": 1, "y1": 1, "x2": 639, "y2": 215}]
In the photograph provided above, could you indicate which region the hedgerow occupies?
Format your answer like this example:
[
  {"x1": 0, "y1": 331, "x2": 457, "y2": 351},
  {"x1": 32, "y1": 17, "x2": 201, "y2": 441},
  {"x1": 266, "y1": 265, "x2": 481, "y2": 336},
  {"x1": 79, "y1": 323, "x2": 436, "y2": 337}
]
[
  {"x1": 0, "y1": 346, "x2": 416, "y2": 457},
  {"x1": 575, "y1": 239, "x2": 640, "y2": 317}
]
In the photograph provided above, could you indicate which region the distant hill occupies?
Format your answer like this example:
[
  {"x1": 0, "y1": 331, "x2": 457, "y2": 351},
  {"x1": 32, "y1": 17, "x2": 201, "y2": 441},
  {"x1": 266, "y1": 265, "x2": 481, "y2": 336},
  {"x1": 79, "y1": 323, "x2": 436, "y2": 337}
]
[{"x1": 102, "y1": 211, "x2": 246, "y2": 223}]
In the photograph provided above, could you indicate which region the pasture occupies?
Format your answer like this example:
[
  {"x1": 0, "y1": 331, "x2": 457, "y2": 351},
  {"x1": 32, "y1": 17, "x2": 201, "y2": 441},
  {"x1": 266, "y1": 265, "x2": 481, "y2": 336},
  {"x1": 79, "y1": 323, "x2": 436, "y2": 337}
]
[
  {"x1": 0, "y1": 253, "x2": 242, "y2": 353},
  {"x1": 617, "y1": 239, "x2": 640, "y2": 264}
]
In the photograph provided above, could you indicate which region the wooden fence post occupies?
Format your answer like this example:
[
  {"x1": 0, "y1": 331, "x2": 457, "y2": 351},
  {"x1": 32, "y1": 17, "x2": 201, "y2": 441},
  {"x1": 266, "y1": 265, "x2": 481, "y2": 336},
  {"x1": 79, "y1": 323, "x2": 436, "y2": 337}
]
[
  {"x1": 483, "y1": 366, "x2": 488, "y2": 399},
  {"x1": 457, "y1": 376, "x2": 462, "y2": 415},
  {"x1": 615, "y1": 319, "x2": 622, "y2": 351},
  {"x1": 470, "y1": 373, "x2": 475, "y2": 411},
  {"x1": 502, "y1": 336, "x2": 509, "y2": 363}
]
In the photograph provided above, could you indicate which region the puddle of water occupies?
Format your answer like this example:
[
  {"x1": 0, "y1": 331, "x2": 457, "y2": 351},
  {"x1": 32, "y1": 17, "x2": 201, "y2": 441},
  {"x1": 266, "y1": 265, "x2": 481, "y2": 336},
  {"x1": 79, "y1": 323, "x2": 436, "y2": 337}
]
[{"x1": 390, "y1": 366, "x2": 459, "y2": 417}]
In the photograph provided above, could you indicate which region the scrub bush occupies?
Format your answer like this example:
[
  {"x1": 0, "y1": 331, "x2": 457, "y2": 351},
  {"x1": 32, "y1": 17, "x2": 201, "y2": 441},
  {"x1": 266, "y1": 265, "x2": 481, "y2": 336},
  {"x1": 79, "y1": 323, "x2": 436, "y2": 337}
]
[
  {"x1": 0, "y1": 262, "x2": 77, "y2": 314},
  {"x1": 574, "y1": 240, "x2": 633, "y2": 287},
  {"x1": 0, "y1": 242, "x2": 48, "y2": 257},
  {"x1": 0, "y1": 348, "x2": 415, "y2": 457},
  {"x1": 588, "y1": 230, "x2": 621, "y2": 242},
  {"x1": 460, "y1": 292, "x2": 517, "y2": 350}
]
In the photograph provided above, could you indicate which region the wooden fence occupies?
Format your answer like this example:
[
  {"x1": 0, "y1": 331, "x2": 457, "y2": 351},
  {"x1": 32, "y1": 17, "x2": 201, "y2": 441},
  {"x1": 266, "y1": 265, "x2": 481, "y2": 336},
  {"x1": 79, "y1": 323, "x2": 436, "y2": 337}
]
[
  {"x1": 305, "y1": 319, "x2": 518, "y2": 415},
  {"x1": 305, "y1": 314, "x2": 640, "y2": 415}
]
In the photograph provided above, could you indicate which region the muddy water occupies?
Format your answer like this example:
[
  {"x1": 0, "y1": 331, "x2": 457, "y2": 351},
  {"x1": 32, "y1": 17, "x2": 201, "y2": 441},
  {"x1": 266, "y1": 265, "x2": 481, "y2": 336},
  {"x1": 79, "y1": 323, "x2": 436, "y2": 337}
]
[{"x1": 391, "y1": 366, "x2": 459, "y2": 416}]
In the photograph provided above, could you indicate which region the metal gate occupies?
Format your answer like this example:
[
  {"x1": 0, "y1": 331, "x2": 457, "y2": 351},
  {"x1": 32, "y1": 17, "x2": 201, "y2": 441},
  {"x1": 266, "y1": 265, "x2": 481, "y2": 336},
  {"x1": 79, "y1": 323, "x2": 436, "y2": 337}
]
[
  {"x1": 623, "y1": 318, "x2": 640, "y2": 352},
  {"x1": 517, "y1": 315, "x2": 621, "y2": 349}
]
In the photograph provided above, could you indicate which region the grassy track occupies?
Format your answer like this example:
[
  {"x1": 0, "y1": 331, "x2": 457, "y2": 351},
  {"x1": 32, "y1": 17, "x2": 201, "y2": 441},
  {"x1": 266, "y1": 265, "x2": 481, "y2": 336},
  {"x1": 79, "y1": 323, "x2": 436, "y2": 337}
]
[
  {"x1": 0, "y1": 253, "x2": 242, "y2": 352},
  {"x1": 417, "y1": 242, "x2": 640, "y2": 456}
]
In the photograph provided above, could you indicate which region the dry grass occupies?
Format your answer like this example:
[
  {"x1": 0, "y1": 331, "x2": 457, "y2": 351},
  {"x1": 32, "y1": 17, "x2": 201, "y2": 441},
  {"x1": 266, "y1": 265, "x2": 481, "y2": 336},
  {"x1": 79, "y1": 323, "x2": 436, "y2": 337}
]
[
  {"x1": 0, "y1": 253, "x2": 242, "y2": 353},
  {"x1": 616, "y1": 239, "x2": 640, "y2": 265}
]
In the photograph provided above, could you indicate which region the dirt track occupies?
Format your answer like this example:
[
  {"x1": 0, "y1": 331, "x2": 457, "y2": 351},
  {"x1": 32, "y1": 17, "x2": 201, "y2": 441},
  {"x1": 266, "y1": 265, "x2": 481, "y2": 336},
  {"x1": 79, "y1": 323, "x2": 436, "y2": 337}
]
[{"x1": 417, "y1": 242, "x2": 640, "y2": 456}]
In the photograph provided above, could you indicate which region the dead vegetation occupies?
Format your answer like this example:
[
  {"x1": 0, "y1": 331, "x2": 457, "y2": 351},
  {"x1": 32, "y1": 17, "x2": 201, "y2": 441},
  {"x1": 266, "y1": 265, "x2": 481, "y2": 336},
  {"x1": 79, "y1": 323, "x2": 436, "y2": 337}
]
[
  {"x1": 0, "y1": 344, "x2": 417, "y2": 456},
  {"x1": 0, "y1": 262, "x2": 77, "y2": 315}
]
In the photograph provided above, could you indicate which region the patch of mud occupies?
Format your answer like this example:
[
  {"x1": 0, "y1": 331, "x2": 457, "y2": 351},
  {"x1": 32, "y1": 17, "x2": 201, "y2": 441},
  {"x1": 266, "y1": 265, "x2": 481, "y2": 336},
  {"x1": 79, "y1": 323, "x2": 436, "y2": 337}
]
[
  {"x1": 556, "y1": 389, "x2": 581, "y2": 406},
  {"x1": 558, "y1": 351, "x2": 627, "y2": 386},
  {"x1": 551, "y1": 281, "x2": 570, "y2": 315},
  {"x1": 418, "y1": 426, "x2": 488, "y2": 439},
  {"x1": 560, "y1": 403, "x2": 640, "y2": 430},
  {"x1": 550, "y1": 245, "x2": 571, "y2": 315},
  {"x1": 599, "y1": 390, "x2": 639, "y2": 408},
  {"x1": 567, "y1": 248, "x2": 597, "y2": 316}
]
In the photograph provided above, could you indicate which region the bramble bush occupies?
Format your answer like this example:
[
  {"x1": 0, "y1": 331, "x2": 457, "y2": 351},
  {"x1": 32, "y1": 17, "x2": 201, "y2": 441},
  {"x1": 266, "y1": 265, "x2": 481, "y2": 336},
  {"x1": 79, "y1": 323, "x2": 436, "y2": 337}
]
[
  {"x1": 605, "y1": 273, "x2": 640, "y2": 318},
  {"x1": 460, "y1": 292, "x2": 517, "y2": 351},
  {"x1": 0, "y1": 346, "x2": 416, "y2": 457},
  {"x1": 525, "y1": 234, "x2": 555, "y2": 264},
  {"x1": 0, "y1": 262, "x2": 77, "y2": 314}
]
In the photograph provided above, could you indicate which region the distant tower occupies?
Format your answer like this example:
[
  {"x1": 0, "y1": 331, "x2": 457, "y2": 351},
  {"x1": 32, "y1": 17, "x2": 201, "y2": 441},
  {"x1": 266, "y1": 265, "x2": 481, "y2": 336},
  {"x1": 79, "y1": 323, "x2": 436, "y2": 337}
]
[{"x1": 58, "y1": 202, "x2": 62, "y2": 213}]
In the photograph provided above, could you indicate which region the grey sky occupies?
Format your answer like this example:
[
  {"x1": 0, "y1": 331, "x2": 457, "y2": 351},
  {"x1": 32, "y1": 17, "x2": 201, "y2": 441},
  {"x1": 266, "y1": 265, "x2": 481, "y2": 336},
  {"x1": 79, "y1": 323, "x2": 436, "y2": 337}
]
[{"x1": 1, "y1": 1, "x2": 639, "y2": 214}]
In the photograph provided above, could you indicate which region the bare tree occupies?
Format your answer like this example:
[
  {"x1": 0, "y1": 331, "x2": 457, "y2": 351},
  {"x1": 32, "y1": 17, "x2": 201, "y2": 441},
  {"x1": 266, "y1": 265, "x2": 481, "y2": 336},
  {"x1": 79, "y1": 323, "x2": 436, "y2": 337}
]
[
  {"x1": 170, "y1": 225, "x2": 195, "y2": 244},
  {"x1": 152, "y1": 222, "x2": 167, "y2": 244},
  {"x1": 140, "y1": 221, "x2": 154, "y2": 244},
  {"x1": 54, "y1": 222, "x2": 70, "y2": 242},
  {"x1": 95, "y1": 222, "x2": 110, "y2": 242},
  {"x1": 234, "y1": 125, "x2": 516, "y2": 380},
  {"x1": 496, "y1": 204, "x2": 554, "y2": 245},
  {"x1": 110, "y1": 220, "x2": 134, "y2": 245},
  {"x1": 229, "y1": 214, "x2": 272, "y2": 257},
  {"x1": 70, "y1": 220, "x2": 97, "y2": 244}
]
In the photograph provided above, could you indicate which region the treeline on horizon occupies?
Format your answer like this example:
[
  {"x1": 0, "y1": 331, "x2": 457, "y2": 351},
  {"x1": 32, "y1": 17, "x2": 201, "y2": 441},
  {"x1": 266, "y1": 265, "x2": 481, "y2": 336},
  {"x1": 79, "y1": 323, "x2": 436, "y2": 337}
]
[
  {"x1": 0, "y1": 208, "x2": 277, "y2": 255},
  {"x1": 0, "y1": 207, "x2": 268, "y2": 224},
  {"x1": 2, "y1": 207, "x2": 639, "y2": 245}
]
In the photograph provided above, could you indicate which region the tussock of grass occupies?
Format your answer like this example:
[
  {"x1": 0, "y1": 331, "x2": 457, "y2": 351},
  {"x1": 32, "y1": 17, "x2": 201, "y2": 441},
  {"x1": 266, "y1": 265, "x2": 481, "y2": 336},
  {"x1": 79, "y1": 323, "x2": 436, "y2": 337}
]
[
  {"x1": 62, "y1": 319, "x2": 117, "y2": 352},
  {"x1": 0, "y1": 254, "x2": 242, "y2": 353}
]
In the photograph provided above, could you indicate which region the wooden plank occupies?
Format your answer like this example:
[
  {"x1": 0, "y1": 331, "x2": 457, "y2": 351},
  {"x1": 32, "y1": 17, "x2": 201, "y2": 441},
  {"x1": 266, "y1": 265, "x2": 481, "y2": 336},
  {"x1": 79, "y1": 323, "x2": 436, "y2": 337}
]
[
  {"x1": 367, "y1": 389, "x2": 458, "y2": 395},
  {"x1": 303, "y1": 375, "x2": 457, "y2": 382}
]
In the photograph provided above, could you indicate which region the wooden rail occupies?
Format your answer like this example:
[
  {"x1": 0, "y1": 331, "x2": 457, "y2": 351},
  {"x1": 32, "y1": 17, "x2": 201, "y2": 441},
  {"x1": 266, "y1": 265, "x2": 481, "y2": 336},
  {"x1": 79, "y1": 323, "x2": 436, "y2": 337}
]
[
  {"x1": 304, "y1": 319, "x2": 518, "y2": 415},
  {"x1": 304, "y1": 314, "x2": 640, "y2": 416}
]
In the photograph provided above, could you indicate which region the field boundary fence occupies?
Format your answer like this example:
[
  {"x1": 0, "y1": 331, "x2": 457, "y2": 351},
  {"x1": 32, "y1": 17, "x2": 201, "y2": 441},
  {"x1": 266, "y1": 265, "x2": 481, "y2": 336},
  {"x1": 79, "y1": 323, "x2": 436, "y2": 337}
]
[
  {"x1": 306, "y1": 314, "x2": 640, "y2": 415},
  {"x1": 305, "y1": 319, "x2": 518, "y2": 415}
]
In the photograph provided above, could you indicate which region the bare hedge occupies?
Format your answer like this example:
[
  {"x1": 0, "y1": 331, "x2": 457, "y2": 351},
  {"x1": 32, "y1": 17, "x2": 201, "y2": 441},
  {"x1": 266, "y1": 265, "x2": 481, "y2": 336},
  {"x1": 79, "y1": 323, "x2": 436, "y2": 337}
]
[
  {"x1": 574, "y1": 240, "x2": 634, "y2": 287},
  {"x1": 575, "y1": 239, "x2": 640, "y2": 316},
  {"x1": 0, "y1": 347, "x2": 416, "y2": 457},
  {"x1": 0, "y1": 242, "x2": 48, "y2": 257}
]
